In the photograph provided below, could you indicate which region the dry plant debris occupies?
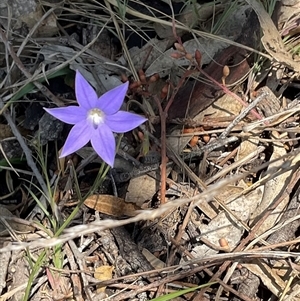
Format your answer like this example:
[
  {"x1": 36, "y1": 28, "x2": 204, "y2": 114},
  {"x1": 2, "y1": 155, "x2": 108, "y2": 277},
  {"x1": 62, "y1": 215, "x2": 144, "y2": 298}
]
[{"x1": 1, "y1": 0, "x2": 300, "y2": 300}]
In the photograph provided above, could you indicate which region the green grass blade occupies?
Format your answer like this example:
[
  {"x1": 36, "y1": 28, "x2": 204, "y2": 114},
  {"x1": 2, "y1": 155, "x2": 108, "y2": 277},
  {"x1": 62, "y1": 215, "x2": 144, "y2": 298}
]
[
  {"x1": 149, "y1": 282, "x2": 216, "y2": 301},
  {"x1": 9, "y1": 67, "x2": 71, "y2": 104}
]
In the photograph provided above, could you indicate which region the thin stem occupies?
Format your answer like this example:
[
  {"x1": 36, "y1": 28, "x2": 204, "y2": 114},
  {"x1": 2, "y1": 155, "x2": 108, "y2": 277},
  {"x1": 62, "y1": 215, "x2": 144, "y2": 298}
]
[
  {"x1": 154, "y1": 96, "x2": 167, "y2": 204},
  {"x1": 155, "y1": 70, "x2": 196, "y2": 204},
  {"x1": 199, "y1": 67, "x2": 263, "y2": 121}
]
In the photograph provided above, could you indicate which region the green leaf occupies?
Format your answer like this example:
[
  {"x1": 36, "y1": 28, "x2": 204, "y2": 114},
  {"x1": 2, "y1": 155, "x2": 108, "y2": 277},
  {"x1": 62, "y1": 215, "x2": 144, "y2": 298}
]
[
  {"x1": 10, "y1": 67, "x2": 71, "y2": 103},
  {"x1": 149, "y1": 282, "x2": 216, "y2": 301},
  {"x1": 0, "y1": 158, "x2": 26, "y2": 172}
]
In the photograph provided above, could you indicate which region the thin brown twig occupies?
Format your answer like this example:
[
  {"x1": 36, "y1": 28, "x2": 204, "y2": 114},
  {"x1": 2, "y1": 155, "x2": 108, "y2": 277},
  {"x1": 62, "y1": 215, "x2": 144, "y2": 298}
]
[
  {"x1": 153, "y1": 95, "x2": 168, "y2": 205},
  {"x1": 155, "y1": 69, "x2": 195, "y2": 204}
]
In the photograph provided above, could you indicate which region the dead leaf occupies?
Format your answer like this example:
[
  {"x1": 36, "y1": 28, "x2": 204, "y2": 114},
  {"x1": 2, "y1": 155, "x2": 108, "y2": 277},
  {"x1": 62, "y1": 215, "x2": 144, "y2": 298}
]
[
  {"x1": 0, "y1": 124, "x2": 13, "y2": 139},
  {"x1": 249, "y1": 136, "x2": 291, "y2": 235},
  {"x1": 94, "y1": 265, "x2": 114, "y2": 293},
  {"x1": 245, "y1": 0, "x2": 300, "y2": 72},
  {"x1": 84, "y1": 194, "x2": 140, "y2": 217},
  {"x1": 167, "y1": 128, "x2": 191, "y2": 158},
  {"x1": 142, "y1": 248, "x2": 165, "y2": 269},
  {"x1": 193, "y1": 92, "x2": 243, "y2": 123},
  {"x1": 243, "y1": 261, "x2": 286, "y2": 297},
  {"x1": 236, "y1": 137, "x2": 260, "y2": 162},
  {"x1": 125, "y1": 173, "x2": 159, "y2": 207},
  {"x1": 248, "y1": 87, "x2": 291, "y2": 233},
  {"x1": 278, "y1": 0, "x2": 300, "y2": 36}
]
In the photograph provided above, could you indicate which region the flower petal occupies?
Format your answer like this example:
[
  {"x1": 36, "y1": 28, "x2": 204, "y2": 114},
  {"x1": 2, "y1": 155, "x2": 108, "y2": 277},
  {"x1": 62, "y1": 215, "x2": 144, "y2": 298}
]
[
  {"x1": 91, "y1": 124, "x2": 116, "y2": 167},
  {"x1": 59, "y1": 120, "x2": 92, "y2": 157},
  {"x1": 105, "y1": 111, "x2": 147, "y2": 133},
  {"x1": 44, "y1": 106, "x2": 86, "y2": 125},
  {"x1": 75, "y1": 70, "x2": 98, "y2": 109},
  {"x1": 97, "y1": 82, "x2": 129, "y2": 115}
]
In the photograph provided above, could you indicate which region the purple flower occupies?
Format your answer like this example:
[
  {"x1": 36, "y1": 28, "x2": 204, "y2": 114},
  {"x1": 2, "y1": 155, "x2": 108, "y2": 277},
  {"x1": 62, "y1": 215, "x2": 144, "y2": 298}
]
[{"x1": 44, "y1": 71, "x2": 147, "y2": 167}]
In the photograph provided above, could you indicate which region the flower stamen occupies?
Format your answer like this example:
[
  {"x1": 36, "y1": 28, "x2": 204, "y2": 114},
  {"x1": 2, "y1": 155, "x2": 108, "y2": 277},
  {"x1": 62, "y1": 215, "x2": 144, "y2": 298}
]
[{"x1": 87, "y1": 108, "x2": 105, "y2": 129}]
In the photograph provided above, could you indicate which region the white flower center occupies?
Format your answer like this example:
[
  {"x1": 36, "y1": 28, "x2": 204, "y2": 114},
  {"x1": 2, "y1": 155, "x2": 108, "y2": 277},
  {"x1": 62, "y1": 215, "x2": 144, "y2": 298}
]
[{"x1": 87, "y1": 108, "x2": 105, "y2": 128}]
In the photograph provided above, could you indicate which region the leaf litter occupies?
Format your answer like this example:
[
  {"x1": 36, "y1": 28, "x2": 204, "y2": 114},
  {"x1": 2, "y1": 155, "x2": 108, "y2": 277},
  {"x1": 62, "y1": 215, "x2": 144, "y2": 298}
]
[{"x1": 0, "y1": 0, "x2": 300, "y2": 300}]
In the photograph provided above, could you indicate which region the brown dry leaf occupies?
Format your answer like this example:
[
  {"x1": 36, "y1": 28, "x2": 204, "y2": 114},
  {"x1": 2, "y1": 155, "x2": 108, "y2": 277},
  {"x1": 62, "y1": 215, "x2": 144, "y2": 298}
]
[
  {"x1": 243, "y1": 261, "x2": 287, "y2": 297},
  {"x1": 236, "y1": 136, "x2": 260, "y2": 162},
  {"x1": 167, "y1": 128, "x2": 192, "y2": 155},
  {"x1": 193, "y1": 93, "x2": 243, "y2": 122},
  {"x1": 0, "y1": 124, "x2": 13, "y2": 139},
  {"x1": 142, "y1": 248, "x2": 165, "y2": 269},
  {"x1": 245, "y1": 0, "x2": 300, "y2": 72},
  {"x1": 94, "y1": 265, "x2": 114, "y2": 293},
  {"x1": 249, "y1": 136, "x2": 291, "y2": 235},
  {"x1": 125, "y1": 172, "x2": 159, "y2": 207},
  {"x1": 273, "y1": 259, "x2": 292, "y2": 278},
  {"x1": 84, "y1": 194, "x2": 140, "y2": 217},
  {"x1": 278, "y1": 0, "x2": 300, "y2": 36},
  {"x1": 0, "y1": 124, "x2": 29, "y2": 140}
]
